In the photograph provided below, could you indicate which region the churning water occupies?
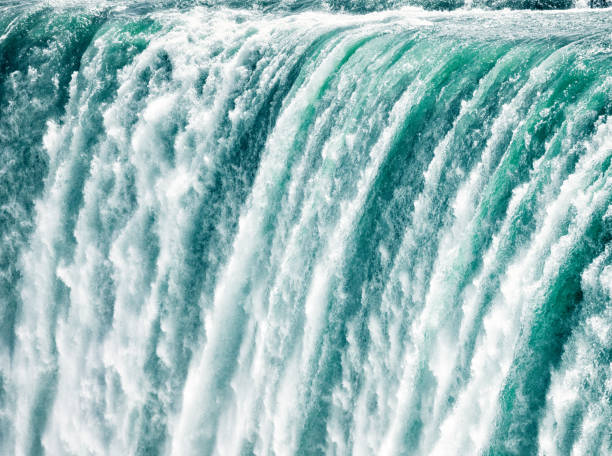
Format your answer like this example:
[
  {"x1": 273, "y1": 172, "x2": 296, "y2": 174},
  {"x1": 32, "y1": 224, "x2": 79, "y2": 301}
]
[{"x1": 0, "y1": 1, "x2": 610, "y2": 455}]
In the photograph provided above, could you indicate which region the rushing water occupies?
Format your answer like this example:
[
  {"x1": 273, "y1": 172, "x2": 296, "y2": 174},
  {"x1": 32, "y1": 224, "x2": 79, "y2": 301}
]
[{"x1": 0, "y1": 1, "x2": 611, "y2": 455}]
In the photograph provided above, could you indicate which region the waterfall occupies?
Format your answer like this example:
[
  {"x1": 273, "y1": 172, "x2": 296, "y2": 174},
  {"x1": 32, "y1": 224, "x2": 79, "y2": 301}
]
[{"x1": 0, "y1": 2, "x2": 610, "y2": 455}]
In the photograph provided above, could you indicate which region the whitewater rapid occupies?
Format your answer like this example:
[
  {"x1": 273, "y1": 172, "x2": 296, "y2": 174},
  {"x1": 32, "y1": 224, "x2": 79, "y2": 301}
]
[{"x1": 0, "y1": 3, "x2": 610, "y2": 456}]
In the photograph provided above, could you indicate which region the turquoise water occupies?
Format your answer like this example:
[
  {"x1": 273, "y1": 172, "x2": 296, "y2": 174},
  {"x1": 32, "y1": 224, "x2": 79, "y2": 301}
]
[{"x1": 0, "y1": 2, "x2": 611, "y2": 455}]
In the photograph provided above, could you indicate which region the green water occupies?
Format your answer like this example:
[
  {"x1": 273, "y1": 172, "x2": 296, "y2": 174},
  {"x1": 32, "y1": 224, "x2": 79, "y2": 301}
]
[{"x1": 0, "y1": 2, "x2": 610, "y2": 455}]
